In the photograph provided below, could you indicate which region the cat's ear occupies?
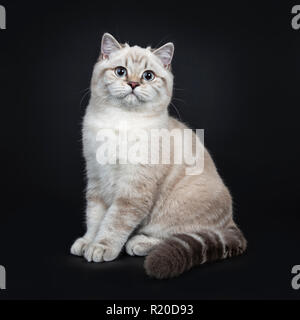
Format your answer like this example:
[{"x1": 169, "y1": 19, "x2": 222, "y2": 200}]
[
  {"x1": 100, "y1": 33, "x2": 122, "y2": 59},
  {"x1": 153, "y1": 43, "x2": 174, "y2": 68}
]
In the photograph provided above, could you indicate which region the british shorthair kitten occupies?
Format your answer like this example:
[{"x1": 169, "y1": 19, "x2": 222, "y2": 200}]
[{"x1": 70, "y1": 33, "x2": 247, "y2": 279}]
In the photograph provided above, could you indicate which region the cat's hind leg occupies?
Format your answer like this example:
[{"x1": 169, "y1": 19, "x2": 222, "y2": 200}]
[{"x1": 126, "y1": 234, "x2": 161, "y2": 256}]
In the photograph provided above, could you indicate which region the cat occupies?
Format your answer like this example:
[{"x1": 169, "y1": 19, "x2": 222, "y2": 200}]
[{"x1": 70, "y1": 33, "x2": 247, "y2": 279}]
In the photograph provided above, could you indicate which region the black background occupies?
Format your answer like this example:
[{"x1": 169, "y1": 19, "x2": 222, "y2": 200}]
[{"x1": 0, "y1": 0, "x2": 299, "y2": 299}]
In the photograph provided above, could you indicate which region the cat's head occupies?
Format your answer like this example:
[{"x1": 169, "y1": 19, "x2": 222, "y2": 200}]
[{"x1": 91, "y1": 33, "x2": 174, "y2": 112}]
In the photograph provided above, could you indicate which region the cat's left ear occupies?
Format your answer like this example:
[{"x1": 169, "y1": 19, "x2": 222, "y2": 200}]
[
  {"x1": 100, "y1": 33, "x2": 122, "y2": 59},
  {"x1": 153, "y1": 43, "x2": 174, "y2": 68}
]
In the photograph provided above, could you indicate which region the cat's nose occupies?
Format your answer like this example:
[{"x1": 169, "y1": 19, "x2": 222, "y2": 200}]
[{"x1": 128, "y1": 81, "x2": 140, "y2": 90}]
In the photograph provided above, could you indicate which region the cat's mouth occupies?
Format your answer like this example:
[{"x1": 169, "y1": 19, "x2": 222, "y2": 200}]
[
  {"x1": 123, "y1": 92, "x2": 140, "y2": 104},
  {"x1": 122, "y1": 91, "x2": 143, "y2": 104},
  {"x1": 111, "y1": 89, "x2": 144, "y2": 105}
]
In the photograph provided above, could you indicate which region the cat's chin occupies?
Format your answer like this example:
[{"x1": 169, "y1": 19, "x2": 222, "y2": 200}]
[{"x1": 122, "y1": 93, "x2": 141, "y2": 107}]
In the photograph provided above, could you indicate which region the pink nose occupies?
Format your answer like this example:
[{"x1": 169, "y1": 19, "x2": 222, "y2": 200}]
[{"x1": 128, "y1": 81, "x2": 140, "y2": 90}]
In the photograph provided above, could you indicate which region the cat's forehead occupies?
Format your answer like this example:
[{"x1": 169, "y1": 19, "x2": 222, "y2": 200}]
[
  {"x1": 124, "y1": 45, "x2": 152, "y2": 60},
  {"x1": 110, "y1": 45, "x2": 161, "y2": 71}
]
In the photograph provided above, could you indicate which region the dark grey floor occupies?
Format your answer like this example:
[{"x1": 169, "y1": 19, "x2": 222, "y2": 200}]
[{"x1": 0, "y1": 196, "x2": 299, "y2": 300}]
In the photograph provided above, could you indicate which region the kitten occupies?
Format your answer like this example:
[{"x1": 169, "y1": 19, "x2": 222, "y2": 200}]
[{"x1": 70, "y1": 33, "x2": 247, "y2": 279}]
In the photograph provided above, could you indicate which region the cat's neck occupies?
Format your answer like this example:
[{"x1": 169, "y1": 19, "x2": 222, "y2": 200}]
[{"x1": 87, "y1": 99, "x2": 170, "y2": 130}]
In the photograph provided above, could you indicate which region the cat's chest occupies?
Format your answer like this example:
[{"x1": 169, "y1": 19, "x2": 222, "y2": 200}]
[
  {"x1": 83, "y1": 121, "x2": 130, "y2": 202},
  {"x1": 83, "y1": 107, "x2": 164, "y2": 164},
  {"x1": 83, "y1": 110, "x2": 152, "y2": 197},
  {"x1": 83, "y1": 113, "x2": 147, "y2": 164}
]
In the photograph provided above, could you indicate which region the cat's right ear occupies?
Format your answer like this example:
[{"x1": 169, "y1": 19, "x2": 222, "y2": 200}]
[{"x1": 100, "y1": 33, "x2": 122, "y2": 60}]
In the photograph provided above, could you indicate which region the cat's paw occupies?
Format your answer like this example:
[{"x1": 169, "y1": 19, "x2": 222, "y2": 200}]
[
  {"x1": 126, "y1": 235, "x2": 160, "y2": 256},
  {"x1": 70, "y1": 237, "x2": 90, "y2": 256},
  {"x1": 126, "y1": 242, "x2": 148, "y2": 256},
  {"x1": 83, "y1": 242, "x2": 120, "y2": 262}
]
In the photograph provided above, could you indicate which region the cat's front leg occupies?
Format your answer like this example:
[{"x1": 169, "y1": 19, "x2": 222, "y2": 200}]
[
  {"x1": 71, "y1": 193, "x2": 107, "y2": 256},
  {"x1": 84, "y1": 195, "x2": 154, "y2": 263}
]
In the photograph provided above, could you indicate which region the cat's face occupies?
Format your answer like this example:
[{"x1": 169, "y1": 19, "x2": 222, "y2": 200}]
[{"x1": 91, "y1": 33, "x2": 174, "y2": 111}]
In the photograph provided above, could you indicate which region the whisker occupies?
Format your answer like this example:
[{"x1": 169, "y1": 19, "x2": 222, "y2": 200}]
[
  {"x1": 79, "y1": 87, "x2": 90, "y2": 93},
  {"x1": 172, "y1": 97, "x2": 187, "y2": 105},
  {"x1": 170, "y1": 101, "x2": 182, "y2": 121},
  {"x1": 79, "y1": 90, "x2": 91, "y2": 109}
]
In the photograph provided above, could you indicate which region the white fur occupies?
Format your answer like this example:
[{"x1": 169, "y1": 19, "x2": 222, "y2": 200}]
[
  {"x1": 70, "y1": 34, "x2": 241, "y2": 269},
  {"x1": 71, "y1": 34, "x2": 174, "y2": 261}
]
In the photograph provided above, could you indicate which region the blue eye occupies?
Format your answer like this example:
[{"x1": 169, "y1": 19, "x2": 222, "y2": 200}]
[
  {"x1": 142, "y1": 70, "x2": 155, "y2": 81},
  {"x1": 115, "y1": 66, "x2": 127, "y2": 77}
]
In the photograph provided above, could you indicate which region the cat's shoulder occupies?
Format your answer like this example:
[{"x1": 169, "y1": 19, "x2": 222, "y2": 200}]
[{"x1": 168, "y1": 116, "x2": 191, "y2": 130}]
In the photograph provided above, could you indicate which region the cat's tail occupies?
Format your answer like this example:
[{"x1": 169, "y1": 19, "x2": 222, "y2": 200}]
[{"x1": 144, "y1": 224, "x2": 247, "y2": 279}]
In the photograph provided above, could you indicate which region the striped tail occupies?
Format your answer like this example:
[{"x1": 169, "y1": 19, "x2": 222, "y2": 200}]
[{"x1": 144, "y1": 225, "x2": 247, "y2": 279}]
